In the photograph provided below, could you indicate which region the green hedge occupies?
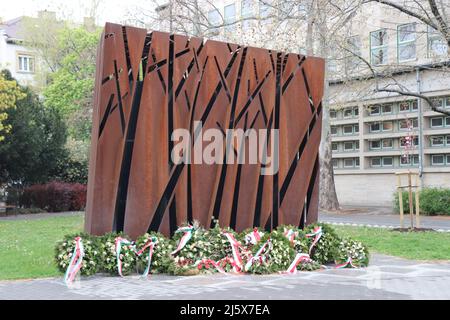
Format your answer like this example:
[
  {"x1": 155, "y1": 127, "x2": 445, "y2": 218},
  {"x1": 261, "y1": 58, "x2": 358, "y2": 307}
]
[{"x1": 394, "y1": 188, "x2": 450, "y2": 216}]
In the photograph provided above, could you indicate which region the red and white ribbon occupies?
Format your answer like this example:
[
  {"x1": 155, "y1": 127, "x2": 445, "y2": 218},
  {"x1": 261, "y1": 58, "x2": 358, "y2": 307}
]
[
  {"x1": 195, "y1": 259, "x2": 227, "y2": 274},
  {"x1": 244, "y1": 227, "x2": 263, "y2": 245},
  {"x1": 285, "y1": 253, "x2": 312, "y2": 274},
  {"x1": 305, "y1": 226, "x2": 323, "y2": 255},
  {"x1": 335, "y1": 256, "x2": 357, "y2": 269},
  {"x1": 171, "y1": 225, "x2": 194, "y2": 255},
  {"x1": 244, "y1": 238, "x2": 272, "y2": 271},
  {"x1": 64, "y1": 236, "x2": 84, "y2": 285},
  {"x1": 283, "y1": 228, "x2": 298, "y2": 244},
  {"x1": 223, "y1": 232, "x2": 244, "y2": 272},
  {"x1": 135, "y1": 236, "x2": 159, "y2": 277},
  {"x1": 115, "y1": 237, "x2": 135, "y2": 277}
]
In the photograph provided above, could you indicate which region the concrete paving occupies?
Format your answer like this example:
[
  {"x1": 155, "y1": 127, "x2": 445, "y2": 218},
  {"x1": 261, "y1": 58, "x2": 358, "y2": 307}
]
[{"x1": 1, "y1": 254, "x2": 450, "y2": 300}]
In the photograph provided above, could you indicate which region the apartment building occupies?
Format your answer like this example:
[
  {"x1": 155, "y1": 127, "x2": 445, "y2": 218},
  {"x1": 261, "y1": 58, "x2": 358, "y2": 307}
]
[{"x1": 328, "y1": 3, "x2": 450, "y2": 206}]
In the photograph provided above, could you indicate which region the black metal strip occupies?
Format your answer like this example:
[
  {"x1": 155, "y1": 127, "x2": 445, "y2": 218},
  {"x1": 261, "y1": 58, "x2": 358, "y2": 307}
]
[
  {"x1": 98, "y1": 94, "x2": 115, "y2": 138},
  {"x1": 113, "y1": 60, "x2": 126, "y2": 135},
  {"x1": 122, "y1": 26, "x2": 134, "y2": 91},
  {"x1": 272, "y1": 52, "x2": 282, "y2": 229},
  {"x1": 113, "y1": 32, "x2": 153, "y2": 232}
]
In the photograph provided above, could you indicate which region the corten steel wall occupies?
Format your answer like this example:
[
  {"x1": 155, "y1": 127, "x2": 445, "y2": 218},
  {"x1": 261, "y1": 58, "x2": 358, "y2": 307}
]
[{"x1": 85, "y1": 23, "x2": 324, "y2": 238}]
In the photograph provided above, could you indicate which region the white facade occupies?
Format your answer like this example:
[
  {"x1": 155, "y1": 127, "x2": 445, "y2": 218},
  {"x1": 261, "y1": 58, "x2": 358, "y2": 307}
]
[{"x1": 0, "y1": 17, "x2": 38, "y2": 86}]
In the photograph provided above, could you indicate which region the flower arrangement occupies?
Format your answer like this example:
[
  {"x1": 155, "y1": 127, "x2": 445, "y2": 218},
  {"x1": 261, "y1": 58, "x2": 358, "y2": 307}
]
[
  {"x1": 55, "y1": 223, "x2": 370, "y2": 278},
  {"x1": 135, "y1": 231, "x2": 174, "y2": 274},
  {"x1": 305, "y1": 223, "x2": 341, "y2": 264},
  {"x1": 244, "y1": 229, "x2": 296, "y2": 274},
  {"x1": 336, "y1": 238, "x2": 370, "y2": 267},
  {"x1": 55, "y1": 232, "x2": 100, "y2": 276},
  {"x1": 99, "y1": 232, "x2": 136, "y2": 276}
]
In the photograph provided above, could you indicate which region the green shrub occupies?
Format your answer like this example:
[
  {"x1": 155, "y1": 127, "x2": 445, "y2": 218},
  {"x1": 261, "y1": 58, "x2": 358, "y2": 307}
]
[{"x1": 393, "y1": 188, "x2": 450, "y2": 216}]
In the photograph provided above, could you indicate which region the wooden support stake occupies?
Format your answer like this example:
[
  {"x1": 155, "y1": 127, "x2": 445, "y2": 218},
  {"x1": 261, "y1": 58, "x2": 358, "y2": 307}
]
[
  {"x1": 407, "y1": 171, "x2": 414, "y2": 229},
  {"x1": 415, "y1": 174, "x2": 420, "y2": 228},
  {"x1": 397, "y1": 175, "x2": 404, "y2": 228}
]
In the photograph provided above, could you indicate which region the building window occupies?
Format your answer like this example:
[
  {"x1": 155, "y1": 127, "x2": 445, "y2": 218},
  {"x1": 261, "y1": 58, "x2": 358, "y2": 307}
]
[
  {"x1": 382, "y1": 104, "x2": 392, "y2": 114},
  {"x1": 354, "y1": 124, "x2": 359, "y2": 134},
  {"x1": 330, "y1": 110, "x2": 337, "y2": 119},
  {"x1": 383, "y1": 139, "x2": 393, "y2": 149},
  {"x1": 370, "y1": 140, "x2": 381, "y2": 150},
  {"x1": 344, "y1": 158, "x2": 355, "y2": 168},
  {"x1": 428, "y1": 25, "x2": 448, "y2": 57},
  {"x1": 369, "y1": 105, "x2": 381, "y2": 115},
  {"x1": 400, "y1": 136, "x2": 418, "y2": 148},
  {"x1": 332, "y1": 142, "x2": 338, "y2": 152},
  {"x1": 446, "y1": 117, "x2": 450, "y2": 126},
  {"x1": 371, "y1": 157, "x2": 381, "y2": 167},
  {"x1": 344, "y1": 141, "x2": 355, "y2": 151},
  {"x1": 224, "y1": 3, "x2": 236, "y2": 33},
  {"x1": 259, "y1": 0, "x2": 272, "y2": 20},
  {"x1": 332, "y1": 158, "x2": 338, "y2": 169},
  {"x1": 370, "y1": 29, "x2": 388, "y2": 65},
  {"x1": 445, "y1": 97, "x2": 450, "y2": 109},
  {"x1": 331, "y1": 126, "x2": 338, "y2": 135},
  {"x1": 431, "y1": 154, "x2": 445, "y2": 166},
  {"x1": 401, "y1": 155, "x2": 419, "y2": 166},
  {"x1": 369, "y1": 122, "x2": 381, "y2": 132},
  {"x1": 398, "y1": 23, "x2": 416, "y2": 62},
  {"x1": 345, "y1": 36, "x2": 362, "y2": 73},
  {"x1": 431, "y1": 136, "x2": 444, "y2": 147},
  {"x1": 355, "y1": 158, "x2": 360, "y2": 167},
  {"x1": 208, "y1": 9, "x2": 221, "y2": 28},
  {"x1": 411, "y1": 100, "x2": 418, "y2": 111},
  {"x1": 354, "y1": 107, "x2": 359, "y2": 116},
  {"x1": 17, "y1": 54, "x2": 35, "y2": 73},
  {"x1": 382, "y1": 157, "x2": 393, "y2": 166},
  {"x1": 399, "y1": 118, "x2": 418, "y2": 130},
  {"x1": 382, "y1": 121, "x2": 393, "y2": 131},
  {"x1": 343, "y1": 108, "x2": 353, "y2": 118},
  {"x1": 447, "y1": 135, "x2": 450, "y2": 145},
  {"x1": 431, "y1": 117, "x2": 444, "y2": 128},
  {"x1": 241, "y1": 0, "x2": 253, "y2": 30},
  {"x1": 399, "y1": 101, "x2": 410, "y2": 112},
  {"x1": 343, "y1": 125, "x2": 354, "y2": 135}
]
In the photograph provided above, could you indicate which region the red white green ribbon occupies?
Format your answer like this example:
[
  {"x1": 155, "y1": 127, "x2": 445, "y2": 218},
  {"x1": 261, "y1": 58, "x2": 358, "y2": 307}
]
[
  {"x1": 135, "y1": 236, "x2": 159, "y2": 277},
  {"x1": 115, "y1": 237, "x2": 134, "y2": 277},
  {"x1": 195, "y1": 259, "x2": 227, "y2": 274},
  {"x1": 244, "y1": 238, "x2": 272, "y2": 271},
  {"x1": 305, "y1": 226, "x2": 323, "y2": 255},
  {"x1": 218, "y1": 257, "x2": 241, "y2": 273},
  {"x1": 244, "y1": 227, "x2": 263, "y2": 245},
  {"x1": 64, "y1": 236, "x2": 84, "y2": 285},
  {"x1": 171, "y1": 225, "x2": 194, "y2": 255},
  {"x1": 223, "y1": 232, "x2": 244, "y2": 272},
  {"x1": 335, "y1": 256, "x2": 356, "y2": 269},
  {"x1": 285, "y1": 253, "x2": 312, "y2": 274},
  {"x1": 283, "y1": 228, "x2": 298, "y2": 244}
]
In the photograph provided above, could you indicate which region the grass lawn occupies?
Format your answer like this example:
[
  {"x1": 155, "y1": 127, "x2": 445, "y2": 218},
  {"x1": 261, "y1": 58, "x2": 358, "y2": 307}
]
[
  {"x1": 0, "y1": 214, "x2": 83, "y2": 280},
  {"x1": 1, "y1": 214, "x2": 449, "y2": 281},
  {"x1": 334, "y1": 225, "x2": 450, "y2": 261}
]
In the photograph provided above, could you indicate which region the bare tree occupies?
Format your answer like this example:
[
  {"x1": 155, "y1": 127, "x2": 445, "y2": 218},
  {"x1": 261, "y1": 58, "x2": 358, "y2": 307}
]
[{"x1": 125, "y1": 0, "x2": 367, "y2": 211}]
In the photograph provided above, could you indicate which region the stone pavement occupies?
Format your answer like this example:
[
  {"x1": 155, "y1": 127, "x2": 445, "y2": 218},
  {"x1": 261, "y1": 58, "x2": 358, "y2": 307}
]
[
  {"x1": 1, "y1": 254, "x2": 450, "y2": 300},
  {"x1": 320, "y1": 207, "x2": 450, "y2": 231}
]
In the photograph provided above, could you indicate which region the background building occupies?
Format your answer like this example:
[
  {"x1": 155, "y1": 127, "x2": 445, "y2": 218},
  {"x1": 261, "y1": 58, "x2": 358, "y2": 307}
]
[{"x1": 328, "y1": 3, "x2": 450, "y2": 206}]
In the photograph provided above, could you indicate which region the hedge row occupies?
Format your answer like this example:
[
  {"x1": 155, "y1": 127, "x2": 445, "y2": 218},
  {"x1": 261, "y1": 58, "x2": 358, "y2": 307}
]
[
  {"x1": 21, "y1": 181, "x2": 87, "y2": 212},
  {"x1": 394, "y1": 188, "x2": 450, "y2": 216}
]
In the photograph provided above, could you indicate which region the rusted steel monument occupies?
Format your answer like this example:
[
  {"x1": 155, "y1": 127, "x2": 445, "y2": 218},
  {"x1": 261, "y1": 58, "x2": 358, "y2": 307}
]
[{"x1": 85, "y1": 23, "x2": 325, "y2": 238}]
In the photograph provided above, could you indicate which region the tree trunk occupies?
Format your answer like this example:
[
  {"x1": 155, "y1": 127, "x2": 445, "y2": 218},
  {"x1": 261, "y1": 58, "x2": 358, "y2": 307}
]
[{"x1": 318, "y1": 40, "x2": 340, "y2": 211}]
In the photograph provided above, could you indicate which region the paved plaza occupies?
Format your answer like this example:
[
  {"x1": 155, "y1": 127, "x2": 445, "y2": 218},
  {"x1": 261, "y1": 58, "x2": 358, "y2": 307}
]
[{"x1": 1, "y1": 254, "x2": 450, "y2": 300}]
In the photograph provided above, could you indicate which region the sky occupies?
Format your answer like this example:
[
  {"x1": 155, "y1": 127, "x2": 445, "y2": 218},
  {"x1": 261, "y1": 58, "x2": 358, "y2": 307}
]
[{"x1": 1, "y1": 0, "x2": 156, "y2": 25}]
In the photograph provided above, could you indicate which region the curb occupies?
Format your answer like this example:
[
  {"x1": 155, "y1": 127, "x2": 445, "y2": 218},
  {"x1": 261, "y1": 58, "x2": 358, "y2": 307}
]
[{"x1": 324, "y1": 221, "x2": 450, "y2": 233}]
